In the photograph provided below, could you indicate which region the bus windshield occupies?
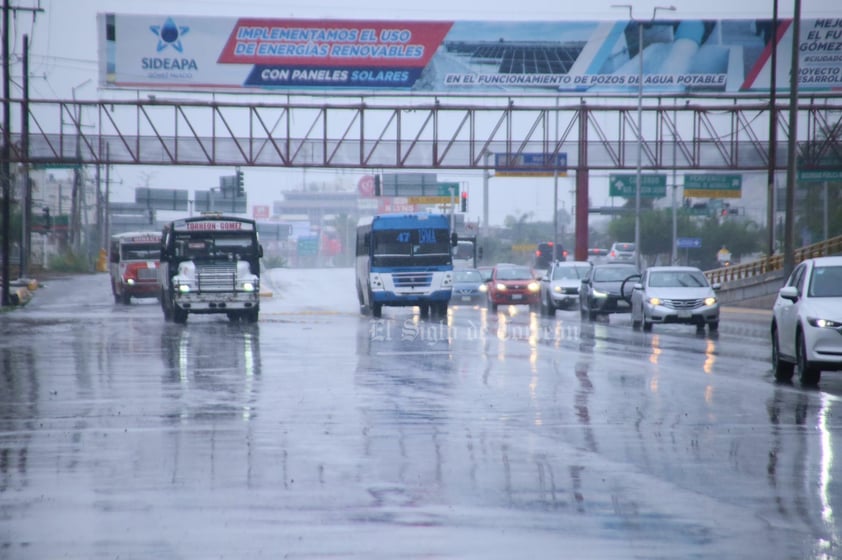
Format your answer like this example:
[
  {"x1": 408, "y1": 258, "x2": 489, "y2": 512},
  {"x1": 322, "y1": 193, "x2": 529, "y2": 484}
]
[
  {"x1": 173, "y1": 233, "x2": 258, "y2": 261},
  {"x1": 372, "y1": 228, "x2": 451, "y2": 267},
  {"x1": 121, "y1": 243, "x2": 159, "y2": 261}
]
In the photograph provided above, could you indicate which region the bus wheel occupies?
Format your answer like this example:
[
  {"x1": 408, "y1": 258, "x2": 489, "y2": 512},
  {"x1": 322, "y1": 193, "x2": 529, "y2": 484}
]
[
  {"x1": 162, "y1": 294, "x2": 173, "y2": 322},
  {"x1": 173, "y1": 307, "x2": 188, "y2": 324},
  {"x1": 419, "y1": 304, "x2": 429, "y2": 318},
  {"x1": 372, "y1": 303, "x2": 382, "y2": 318},
  {"x1": 246, "y1": 308, "x2": 259, "y2": 323}
]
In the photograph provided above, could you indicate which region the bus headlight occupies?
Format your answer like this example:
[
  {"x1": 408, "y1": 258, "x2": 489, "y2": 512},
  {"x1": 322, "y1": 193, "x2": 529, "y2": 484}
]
[
  {"x1": 126, "y1": 278, "x2": 135, "y2": 286},
  {"x1": 370, "y1": 273, "x2": 385, "y2": 291},
  {"x1": 239, "y1": 281, "x2": 257, "y2": 292},
  {"x1": 177, "y1": 284, "x2": 191, "y2": 293}
]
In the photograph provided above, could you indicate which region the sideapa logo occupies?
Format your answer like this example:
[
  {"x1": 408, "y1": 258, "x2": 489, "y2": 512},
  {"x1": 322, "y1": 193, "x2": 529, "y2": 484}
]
[
  {"x1": 149, "y1": 17, "x2": 190, "y2": 52},
  {"x1": 143, "y1": 17, "x2": 198, "y2": 74}
]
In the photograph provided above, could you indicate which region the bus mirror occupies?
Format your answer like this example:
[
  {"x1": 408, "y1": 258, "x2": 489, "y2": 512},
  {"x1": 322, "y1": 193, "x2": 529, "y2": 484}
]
[
  {"x1": 258, "y1": 244, "x2": 264, "y2": 258},
  {"x1": 451, "y1": 232, "x2": 458, "y2": 247}
]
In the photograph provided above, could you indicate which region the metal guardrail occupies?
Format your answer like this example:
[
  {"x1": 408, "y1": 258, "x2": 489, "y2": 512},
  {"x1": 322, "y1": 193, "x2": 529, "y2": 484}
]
[{"x1": 705, "y1": 235, "x2": 842, "y2": 285}]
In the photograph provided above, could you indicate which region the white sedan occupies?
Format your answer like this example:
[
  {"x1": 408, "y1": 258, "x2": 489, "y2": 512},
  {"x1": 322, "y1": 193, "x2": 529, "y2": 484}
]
[
  {"x1": 630, "y1": 266, "x2": 720, "y2": 332},
  {"x1": 771, "y1": 256, "x2": 842, "y2": 385}
]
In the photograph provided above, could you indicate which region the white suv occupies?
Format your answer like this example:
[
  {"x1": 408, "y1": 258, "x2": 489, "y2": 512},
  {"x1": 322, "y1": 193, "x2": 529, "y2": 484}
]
[
  {"x1": 771, "y1": 256, "x2": 842, "y2": 385},
  {"x1": 607, "y1": 242, "x2": 636, "y2": 263}
]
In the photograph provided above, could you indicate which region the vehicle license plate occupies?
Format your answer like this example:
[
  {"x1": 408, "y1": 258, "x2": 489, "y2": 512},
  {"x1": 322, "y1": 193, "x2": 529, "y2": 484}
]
[
  {"x1": 461, "y1": 296, "x2": 471, "y2": 302},
  {"x1": 512, "y1": 294, "x2": 523, "y2": 300},
  {"x1": 678, "y1": 310, "x2": 692, "y2": 318}
]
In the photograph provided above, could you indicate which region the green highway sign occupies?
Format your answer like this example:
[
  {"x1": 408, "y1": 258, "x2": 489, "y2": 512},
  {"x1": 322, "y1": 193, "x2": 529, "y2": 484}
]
[
  {"x1": 798, "y1": 169, "x2": 842, "y2": 182},
  {"x1": 609, "y1": 174, "x2": 667, "y2": 198},
  {"x1": 436, "y1": 182, "x2": 460, "y2": 196},
  {"x1": 297, "y1": 236, "x2": 319, "y2": 256},
  {"x1": 684, "y1": 174, "x2": 742, "y2": 198}
]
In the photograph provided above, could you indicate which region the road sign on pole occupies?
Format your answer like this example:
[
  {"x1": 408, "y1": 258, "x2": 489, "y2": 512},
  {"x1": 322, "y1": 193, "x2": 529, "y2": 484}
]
[
  {"x1": 676, "y1": 237, "x2": 702, "y2": 249},
  {"x1": 683, "y1": 174, "x2": 742, "y2": 198},
  {"x1": 494, "y1": 152, "x2": 567, "y2": 177},
  {"x1": 609, "y1": 174, "x2": 667, "y2": 198}
]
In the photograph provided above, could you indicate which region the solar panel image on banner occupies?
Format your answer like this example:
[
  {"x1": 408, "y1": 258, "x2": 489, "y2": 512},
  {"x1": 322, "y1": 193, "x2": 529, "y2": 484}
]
[{"x1": 445, "y1": 42, "x2": 585, "y2": 75}]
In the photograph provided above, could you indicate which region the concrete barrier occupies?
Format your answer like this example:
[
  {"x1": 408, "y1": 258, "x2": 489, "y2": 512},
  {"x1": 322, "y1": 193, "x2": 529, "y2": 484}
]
[{"x1": 715, "y1": 269, "x2": 785, "y2": 305}]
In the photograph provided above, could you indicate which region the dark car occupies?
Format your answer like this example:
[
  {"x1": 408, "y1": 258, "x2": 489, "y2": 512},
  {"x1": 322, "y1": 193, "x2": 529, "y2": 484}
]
[
  {"x1": 580, "y1": 263, "x2": 640, "y2": 321},
  {"x1": 533, "y1": 242, "x2": 567, "y2": 271},
  {"x1": 450, "y1": 268, "x2": 487, "y2": 305},
  {"x1": 487, "y1": 264, "x2": 540, "y2": 312}
]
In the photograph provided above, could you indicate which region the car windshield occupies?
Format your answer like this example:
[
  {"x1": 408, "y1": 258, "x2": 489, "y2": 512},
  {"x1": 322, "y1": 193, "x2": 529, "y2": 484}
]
[
  {"x1": 613, "y1": 243, "x2": 635, "y2": 252},
  {"x1": 552, "y1": 265, "x2": 590, "y2": 280},
  {"x1": 648, "y1": 270, "x2": 709, "y2": 288},
  {"x1": 496, "y1": 267, "x2": 533, "y2": 280},
  {"x1": 454, "y1": 270, "x2": 482, "y2": 283},
  {"x1": 809, "y1": 265, "x2": 842, "y2": 297},
  {"x1": 593, "y1": 266, "x2": 637, "y2": 282}
]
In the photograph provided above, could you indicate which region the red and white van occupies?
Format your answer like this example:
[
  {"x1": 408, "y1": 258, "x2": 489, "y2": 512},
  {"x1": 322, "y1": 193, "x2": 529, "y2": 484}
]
[{"x1": 109, "y1": 231, "x2": 163, "y2": 304}]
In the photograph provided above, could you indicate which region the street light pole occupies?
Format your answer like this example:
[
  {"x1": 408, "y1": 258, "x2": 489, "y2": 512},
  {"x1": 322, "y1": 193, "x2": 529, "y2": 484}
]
[{"x1": 613, "y1": 4, "x2": 675, "y2": 270}]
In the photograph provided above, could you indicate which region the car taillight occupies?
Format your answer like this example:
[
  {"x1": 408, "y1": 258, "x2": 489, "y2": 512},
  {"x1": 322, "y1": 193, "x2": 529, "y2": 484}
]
[{"x1": 610, "y1": 251, "x2": 616, "y2": 256}]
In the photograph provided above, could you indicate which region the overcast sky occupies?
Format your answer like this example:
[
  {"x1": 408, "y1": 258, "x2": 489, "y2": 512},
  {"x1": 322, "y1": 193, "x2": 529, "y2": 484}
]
[{"x1": 11, "y1": 0, "x2": 840, "y2": 227}]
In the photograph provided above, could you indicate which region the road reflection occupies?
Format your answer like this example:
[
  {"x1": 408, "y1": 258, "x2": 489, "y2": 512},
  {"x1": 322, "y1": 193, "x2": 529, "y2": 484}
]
[
  {"x1": 766, "y1": 386, "x2": 839, "y2": 555},
  {"x1": 159, "y1": 323, "x2": 262, "y2": 422}
]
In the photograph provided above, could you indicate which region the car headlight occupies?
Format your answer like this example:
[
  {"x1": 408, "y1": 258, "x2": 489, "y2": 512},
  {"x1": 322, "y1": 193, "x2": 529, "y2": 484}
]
[
  {"x1": 553, "y1": 285, "x2": 562, "y2": 293},
  {"x1": 496, "y1": 283, "x2": 507, "y2": 291},
  {"x1": 592, "y1": 288, "x2": 608, "y2": 298},
  {"x1": 807, "y1": 317, "x2": 842, "y2": 329},
  {"x1": 528, "y1": 282, "x2": 540, "y2": 292},
  {"x1": 704, "y1": 297, "x2": 717, "y2": 306},
  {"x1": 648, "y1": 297, "x2": 661, "y2": 306},
  {"x1": 478, "y1": 284, "x2": 488, "y2": 292}
]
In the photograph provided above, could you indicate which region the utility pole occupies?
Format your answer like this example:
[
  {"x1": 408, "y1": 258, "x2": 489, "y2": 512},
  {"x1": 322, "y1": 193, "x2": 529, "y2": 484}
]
[
  {"x1": 766, "y1": 0, "x2": 779, "y2": 257},
  {"x1": 2, "y1": 0, "x2": 12, "y2": 305},
  {"x1": 19, "y1": 34, "x2": 29, "y2": 279},
  {"x1": 783, "y1": 0, "x2": 802, "y2": 278}
]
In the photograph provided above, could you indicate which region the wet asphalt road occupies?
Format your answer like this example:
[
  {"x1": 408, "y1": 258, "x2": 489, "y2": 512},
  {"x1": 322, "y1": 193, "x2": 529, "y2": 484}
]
[{"x1": 1, "y1": 268, "x2": 840, "y2": 559}]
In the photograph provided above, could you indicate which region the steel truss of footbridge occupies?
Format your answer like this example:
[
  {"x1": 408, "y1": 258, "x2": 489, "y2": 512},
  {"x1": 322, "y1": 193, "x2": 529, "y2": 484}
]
[{"x1": 6, "y1": 94, "x2": 842, "y2": 171}]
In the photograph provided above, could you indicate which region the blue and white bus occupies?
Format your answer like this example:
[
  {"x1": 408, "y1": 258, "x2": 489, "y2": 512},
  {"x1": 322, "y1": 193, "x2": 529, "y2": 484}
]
[{"x1": 356, "y1": 213, "x2": 456, "y2": 318}]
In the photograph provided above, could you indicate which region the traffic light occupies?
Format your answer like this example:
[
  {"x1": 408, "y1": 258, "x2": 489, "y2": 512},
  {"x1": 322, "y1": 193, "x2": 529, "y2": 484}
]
[
  {"x1": 42, "y1": 207, "x2": 51, "y2": 230},
  {"x1": 374, "y1": 174, "x2": 381, "y2": 196},
  {"x1": 236, "y1": 169, "x2": 245, "y2": 196},
  {"x1": 460, "y1": 191, "x2": 468, "y2": 212}
]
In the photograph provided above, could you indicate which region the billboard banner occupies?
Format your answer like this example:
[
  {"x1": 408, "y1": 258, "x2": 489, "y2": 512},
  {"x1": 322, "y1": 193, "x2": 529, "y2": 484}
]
[{"x1": 99, "y1": 14, "x2": 842, "y2": 94}]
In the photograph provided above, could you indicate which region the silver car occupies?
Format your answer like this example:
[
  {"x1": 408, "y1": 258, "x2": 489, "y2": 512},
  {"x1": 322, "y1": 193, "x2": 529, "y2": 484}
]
[
  {"x1": 630, "y1": 266, "x2": 720, "y2": 332},
  {"x1": 540, "y1": 260, "x2": 592, "y2": 315}
]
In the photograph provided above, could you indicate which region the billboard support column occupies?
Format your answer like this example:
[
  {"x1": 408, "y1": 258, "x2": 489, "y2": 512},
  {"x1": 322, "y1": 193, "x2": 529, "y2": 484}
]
[{"x1": 575, "y1": 102, "x2": 589, "y2": 262}]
